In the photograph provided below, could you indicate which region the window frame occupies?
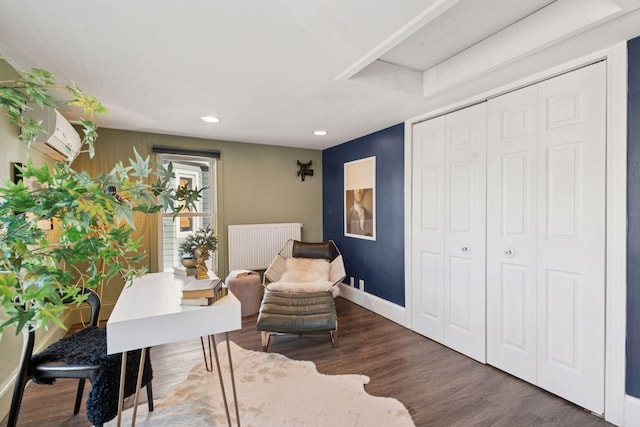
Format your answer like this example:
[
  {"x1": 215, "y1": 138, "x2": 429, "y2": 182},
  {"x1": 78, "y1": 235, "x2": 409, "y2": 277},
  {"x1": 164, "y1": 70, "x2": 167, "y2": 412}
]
[{"x1": 157, "y1": 153, "x2": 218, "y2": 273}]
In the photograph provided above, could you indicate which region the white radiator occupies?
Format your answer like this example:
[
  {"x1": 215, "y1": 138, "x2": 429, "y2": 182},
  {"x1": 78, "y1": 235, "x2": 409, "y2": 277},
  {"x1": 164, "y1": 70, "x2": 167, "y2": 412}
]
[{"x1": 228, "y1": 223, "x2": 302, "y2": 271}]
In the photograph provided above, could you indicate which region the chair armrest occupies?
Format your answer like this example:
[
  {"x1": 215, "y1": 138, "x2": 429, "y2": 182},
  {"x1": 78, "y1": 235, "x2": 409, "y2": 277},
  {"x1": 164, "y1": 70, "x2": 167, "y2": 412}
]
[
  {"x1": 264, "y1": 255, "x2": 287, "y2": 285},
  {"x1": 329, "y1": 255, "x2": 346, "y2": 286}
]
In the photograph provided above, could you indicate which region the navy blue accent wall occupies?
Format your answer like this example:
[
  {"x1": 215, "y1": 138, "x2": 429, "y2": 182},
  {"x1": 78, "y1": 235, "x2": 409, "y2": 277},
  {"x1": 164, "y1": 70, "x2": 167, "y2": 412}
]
[
  {"x1": 322, "y1": 124, "x2": 405, "y2": 306},
  {"x1": 627, "y1": 36, "x2": 640, "y2": 397}
]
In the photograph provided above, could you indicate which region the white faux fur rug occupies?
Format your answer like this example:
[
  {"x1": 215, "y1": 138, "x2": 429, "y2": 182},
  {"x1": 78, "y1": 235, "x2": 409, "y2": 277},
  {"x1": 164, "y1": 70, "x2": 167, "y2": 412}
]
[{"x1": 106, "y1": 341, "x2": 415, "y2": 426}]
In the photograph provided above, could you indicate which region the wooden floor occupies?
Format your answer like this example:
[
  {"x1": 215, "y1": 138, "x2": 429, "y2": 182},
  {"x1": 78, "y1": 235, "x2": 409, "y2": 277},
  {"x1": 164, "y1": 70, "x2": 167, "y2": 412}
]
[{"x1": 3, "y1": 297, "x2": 612, "y2": 427}]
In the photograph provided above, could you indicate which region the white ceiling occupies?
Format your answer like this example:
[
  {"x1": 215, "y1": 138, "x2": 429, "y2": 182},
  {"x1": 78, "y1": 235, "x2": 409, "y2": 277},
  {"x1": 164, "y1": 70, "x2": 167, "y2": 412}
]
[{"x1": 1, "y1": 0, "x2": 640, "y2": 150}]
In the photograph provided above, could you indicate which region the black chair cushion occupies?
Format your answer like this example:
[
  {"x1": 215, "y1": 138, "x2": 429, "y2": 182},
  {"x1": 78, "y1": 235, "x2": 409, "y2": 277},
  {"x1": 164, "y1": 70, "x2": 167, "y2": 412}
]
[
  {"x1": 32, "y1": 326, "x2": 152, "y2": 426},
  {"x1": 292, "y1": 240, "x2": 339, "y2": 261}
]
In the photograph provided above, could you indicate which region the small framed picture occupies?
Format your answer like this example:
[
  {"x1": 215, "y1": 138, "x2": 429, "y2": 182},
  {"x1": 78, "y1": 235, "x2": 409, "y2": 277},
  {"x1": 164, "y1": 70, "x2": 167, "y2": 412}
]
[{"x1": 344, "y1": 156, "x2": 375, "y2": 240}]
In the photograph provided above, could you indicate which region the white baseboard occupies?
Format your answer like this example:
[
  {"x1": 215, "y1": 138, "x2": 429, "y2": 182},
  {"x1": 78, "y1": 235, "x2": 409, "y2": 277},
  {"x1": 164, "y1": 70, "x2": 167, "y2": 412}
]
[
  {"x1": 338, "y1": 283, "x2": 408, "y2": 327},
  {"x1": 625, "y1": 394, "x2": 640, "y2": 426}
]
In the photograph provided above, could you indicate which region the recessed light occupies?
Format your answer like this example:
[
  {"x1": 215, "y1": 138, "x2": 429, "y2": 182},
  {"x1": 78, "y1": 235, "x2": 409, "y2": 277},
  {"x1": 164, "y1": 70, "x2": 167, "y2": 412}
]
[
  {"x1": 200, "y1": 116, "x2": 220, "y2": 123},
  {"x1": 313, "y1": 130, "x2": 328, "y2": 136}
]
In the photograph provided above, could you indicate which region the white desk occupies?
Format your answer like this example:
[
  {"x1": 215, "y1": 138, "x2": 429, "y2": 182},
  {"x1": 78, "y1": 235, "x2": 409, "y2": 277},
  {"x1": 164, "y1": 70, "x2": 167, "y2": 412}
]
[{"x1": 107, "y1": 272, "x2": 242, "y2": 426}]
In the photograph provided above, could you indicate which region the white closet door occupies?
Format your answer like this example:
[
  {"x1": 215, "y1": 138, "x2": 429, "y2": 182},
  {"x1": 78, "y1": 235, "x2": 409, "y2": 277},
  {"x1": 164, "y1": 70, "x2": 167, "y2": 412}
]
[
  {"x1": 487, "y1": 62, "x2": 606, "y2": 412},
  {"x1": 412, "y1": 104, "x2": 487, "y2": 362},
  {"x1": 412, "y1": 116, "x2": 446, "y2": 342},
  {"x1": 486, "y1": 84, "x2": 538, "y2": 383},
  {"x1": 443, "y1": 103, "x2": 487, "y2": 363},
  {"x1": 536, "y1": 62, "x2": 606, "y2": 414},
  {"x1": 415, "y1": 61, "x2": 605, "y2": 412}
]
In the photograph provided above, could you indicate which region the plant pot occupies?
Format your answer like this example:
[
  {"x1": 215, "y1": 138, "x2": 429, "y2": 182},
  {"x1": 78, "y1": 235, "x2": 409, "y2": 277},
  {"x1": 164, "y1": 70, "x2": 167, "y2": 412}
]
[{"x1": 181, "y1": 257, "x2": 196, "y2": 268}]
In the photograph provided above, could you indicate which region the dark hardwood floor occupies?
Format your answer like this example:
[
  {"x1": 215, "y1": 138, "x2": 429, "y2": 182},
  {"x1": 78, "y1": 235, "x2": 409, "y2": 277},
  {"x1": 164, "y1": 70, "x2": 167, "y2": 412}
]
[{"x1": 2, "y1": 297, "x2": 612, "y2": 426}]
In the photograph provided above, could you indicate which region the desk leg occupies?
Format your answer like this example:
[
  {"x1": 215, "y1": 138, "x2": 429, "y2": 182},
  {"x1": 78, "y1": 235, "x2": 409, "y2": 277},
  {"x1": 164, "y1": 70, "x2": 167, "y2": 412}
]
[
  {"x1": 200, "y1": 336, "x2": 213, "y2": 372},
  {"x1": 210, "y1": 334, "x2": 241, "y2": 427},
  {"x1": 130, "y1": 347, "x2": 147, "y2": 427},
  {"x1": 211, "y1": 334, "x2": 232, "y2": 426},
  {"x1": 117, "y1": 352, "x2": 127, "y2": 427},
  {"x1": 225, "y1": 332, "x2": 241, "y2": 427}
]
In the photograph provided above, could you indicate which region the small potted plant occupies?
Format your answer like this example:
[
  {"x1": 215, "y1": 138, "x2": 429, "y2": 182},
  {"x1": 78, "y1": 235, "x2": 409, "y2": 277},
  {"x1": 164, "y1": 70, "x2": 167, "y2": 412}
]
[{"x1": 179, "y1": 225, "x2": 218, "y2": 279}]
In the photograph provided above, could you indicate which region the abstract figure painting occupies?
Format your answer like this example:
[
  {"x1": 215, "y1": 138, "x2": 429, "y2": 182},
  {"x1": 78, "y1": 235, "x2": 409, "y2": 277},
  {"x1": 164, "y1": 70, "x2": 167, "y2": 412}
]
[{"x1": 344, "y1": 156, "x2": 375, "y2": 240}]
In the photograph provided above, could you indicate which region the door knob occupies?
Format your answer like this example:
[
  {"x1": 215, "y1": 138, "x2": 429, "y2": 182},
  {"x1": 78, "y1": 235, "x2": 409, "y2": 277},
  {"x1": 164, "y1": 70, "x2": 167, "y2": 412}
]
[
  {"x1": 461, "y1": 245, "x2": 470, "y2": 254},
  {"x1": 504, "y1": 248, "x2": 515, "y2": 258}
]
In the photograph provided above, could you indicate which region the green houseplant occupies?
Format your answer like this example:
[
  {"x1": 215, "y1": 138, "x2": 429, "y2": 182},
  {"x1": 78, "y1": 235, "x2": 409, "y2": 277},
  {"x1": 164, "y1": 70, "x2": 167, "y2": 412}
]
[
  {"x1": 0, "y1": 65, "x2": 201, "y2": 336},
  {"x1": 178, "y1": 225, "x2": 218, "y2": 279}
]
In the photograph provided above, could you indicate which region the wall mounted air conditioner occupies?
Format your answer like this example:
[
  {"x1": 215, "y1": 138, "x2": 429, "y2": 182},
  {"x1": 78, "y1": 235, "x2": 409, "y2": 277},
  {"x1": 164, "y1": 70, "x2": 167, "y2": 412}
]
[{"x1": 22, "y1": 105, "x2": 82, "y2": 163}]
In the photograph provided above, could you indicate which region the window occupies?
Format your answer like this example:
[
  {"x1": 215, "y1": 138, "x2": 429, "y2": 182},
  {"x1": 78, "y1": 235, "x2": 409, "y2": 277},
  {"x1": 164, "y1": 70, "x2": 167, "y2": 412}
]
[
  {"x1": 157, "y1": 153, "x2": 217, "y2": 274},
  {"x1": 174, "y1": 165, "x2": 203, "y2": 238}
]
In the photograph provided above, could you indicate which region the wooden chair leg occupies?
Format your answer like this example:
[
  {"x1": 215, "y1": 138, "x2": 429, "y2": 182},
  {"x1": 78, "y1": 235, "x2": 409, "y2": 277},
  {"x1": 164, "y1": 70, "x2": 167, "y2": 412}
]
[
  {"x1": 144, "y1": 347, "x2": 154, "y2": 412},
  {"x1": 146, "y1": 381, "x2": 154, "y2": 412},
  {"x1": 73, "y1": 378, "x2": 87, "y2": 415},
  {"x1": 331, "y1": 322, "x2": 338, "y2": 348},
  {"x1": 261, "y1": 331, "x2": 272, "y2": 352}
]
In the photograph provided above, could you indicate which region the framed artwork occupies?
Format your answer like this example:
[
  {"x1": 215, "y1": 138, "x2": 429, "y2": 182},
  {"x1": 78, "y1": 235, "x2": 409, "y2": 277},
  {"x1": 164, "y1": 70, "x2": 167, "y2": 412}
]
[
  {"x1": 344, "y1": 156, "x2": 375, "y2": 240},
  {"x1": 11, "y1": 162, "x2": 53, "y2": 231},
  {"x1": 175, "y1": 167, "x2": 202, "y2": 238}
]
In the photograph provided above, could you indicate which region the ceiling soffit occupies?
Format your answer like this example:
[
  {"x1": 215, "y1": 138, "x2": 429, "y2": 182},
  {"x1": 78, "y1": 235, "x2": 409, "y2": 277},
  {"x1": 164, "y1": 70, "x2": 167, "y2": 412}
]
[{"x1": 338, "y1": 0, "x2": 639, "y2": 97}]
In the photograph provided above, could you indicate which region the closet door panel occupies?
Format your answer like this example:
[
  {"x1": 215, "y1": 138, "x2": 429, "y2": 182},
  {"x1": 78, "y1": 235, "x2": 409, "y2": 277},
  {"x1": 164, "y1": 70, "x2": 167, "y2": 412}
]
[
  {"x1": 536, "y1": 62, "x2": 606, "y2": 414},
  {"x1": 448, "y1": 256, "x2": 471, "y2": 330},
  {"x1": 443, "y1": 103, "x2": 487, "y2": 363},
  {"x1": 411, "y1": 116, "x2": 446, "y2": 342},
  {"x1": 487, "y1": 84, "x2": 538, "y2": 383},
  {"x1": 449, "y1": 161, "x2": 473, "y2": 233}
]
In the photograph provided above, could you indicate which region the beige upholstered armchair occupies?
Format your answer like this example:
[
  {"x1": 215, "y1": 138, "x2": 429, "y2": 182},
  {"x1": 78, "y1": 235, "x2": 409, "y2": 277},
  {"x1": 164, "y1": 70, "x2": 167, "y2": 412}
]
[{"x1": 257, "y1": 240, "x2": 346, "y2": 350}]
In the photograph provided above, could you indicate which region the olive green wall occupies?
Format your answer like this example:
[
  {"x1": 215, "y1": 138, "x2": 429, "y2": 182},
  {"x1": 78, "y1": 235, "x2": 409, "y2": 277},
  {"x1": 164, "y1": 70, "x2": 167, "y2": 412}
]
[
  {"x1": 0, "y1": 60, "x2": 323, "y2": 421},
  {"x1": 74, "y1": 127, "x2": 323, "y2": 269},
  {"x1": 71, "y1": 128, "x2": 323, "y2": 314}
]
